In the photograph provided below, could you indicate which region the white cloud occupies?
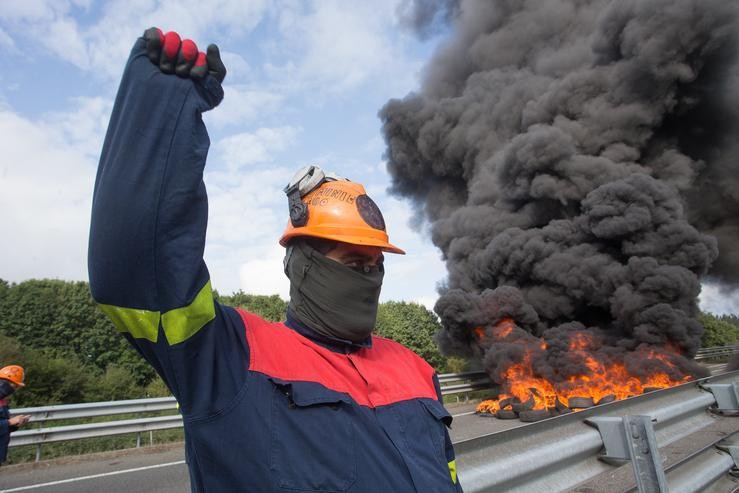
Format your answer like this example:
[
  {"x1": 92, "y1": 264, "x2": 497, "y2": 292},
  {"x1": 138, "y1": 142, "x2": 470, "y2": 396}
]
[
  {"x1": 275, "y1": 1, "x2": 388, "y2": 91},
  {"x1": 41, "y1": 16, "x2": 89, "y2": 69},
  {"x1": 0, "y1": 0, "x2": 76, "y2": 21},
  {"x1": 375, "y1": 193, "x2": 446, "y2": 306},
  {"x1": 1, "y1": 0, "x2": 271, "y2": 79},
  {"x1": 0, "y1": 27, "x2": 14, "y2": 49},
  {"x1": 700, "y1": 282, "x2": 739, "y2": 316},
  {"x1": 203, "y1": 165, "x2": 293, "y2": 294},
  {"x1": 205, "y1": 166, "x2": 290, "y2": 239},
  {"x1": 205, "y1": 85, "x2": 285, "y2": 128},
  {"x1": 0, "y1": 0, "x2": 91, "y2": 69},
  {"x1": 0, "y1": 99, "x2": 108, "y2": 283},
  {"x1": 238, "y1": 244, "x2": 290, "y2": 297},
  {"x1": 45, "y1": 96, "x2": 112, "y2": 157},
  {"x1": 268, "y1": 0, "x2": 420, "y2": 96},
  {"x1": 411, "y1": 295, "x2": 440, "y2": 312},
  {"x1": 217, "y1": 126, "x2": 300, "y2": 169},
  {"x1": 219, "y1": 51, "x2": 251, "y2": 81}
]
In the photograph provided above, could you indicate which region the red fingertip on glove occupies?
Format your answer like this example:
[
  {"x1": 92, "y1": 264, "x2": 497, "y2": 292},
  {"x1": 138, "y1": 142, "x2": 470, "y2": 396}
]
[
  {"x1": 195, "y1": 51, "x2": 207, "y2": 68},
  {"x1": 163, "y1": 31, "x2": 181, "y2": 59},
  {"x1": 181, "y1": 39, "x2": 198, "y2": 62}
]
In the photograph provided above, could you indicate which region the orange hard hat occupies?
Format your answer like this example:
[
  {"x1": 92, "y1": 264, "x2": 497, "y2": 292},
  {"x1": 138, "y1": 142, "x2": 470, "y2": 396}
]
[
  {"x1": 0, "y1": 365, "x2": 25, "y2": 387},
  {"x1": 279, "y1": 179, "x2": 405, "y2": 254}
]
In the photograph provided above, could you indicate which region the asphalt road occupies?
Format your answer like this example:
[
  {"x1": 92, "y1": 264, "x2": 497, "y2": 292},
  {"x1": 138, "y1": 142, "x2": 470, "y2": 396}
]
[
  {"x1": 0, "y1": 446, "x2": 189, "y2": 493},
  {"x1": 1, "y1": 363, "x2": 728, "y2": 492}
]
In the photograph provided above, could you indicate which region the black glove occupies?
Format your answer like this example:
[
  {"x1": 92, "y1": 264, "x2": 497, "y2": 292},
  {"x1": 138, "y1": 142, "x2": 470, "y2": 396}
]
[{"x1": 143, "y1": 27, "x2": 227, "y2": 83}]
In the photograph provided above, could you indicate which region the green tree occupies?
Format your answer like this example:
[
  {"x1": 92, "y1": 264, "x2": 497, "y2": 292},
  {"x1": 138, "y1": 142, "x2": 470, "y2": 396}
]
[
  {"x1": 216, "y1": 291, "x2": 288, "y2": 321},
  {"x1": 0, "y1": 279, "x2": 8, "y2": 301},
  {"x1": 375, "y1": 301, "x2": 446, "y2": 371},
  {"x1": 700, "y1": 312, "x2": 739, "y2": 347},
  {"x1": 0, "y1": 279, "x2": 154, "y2": 385},
  {"x1": 85, "y1": 365, "x2": 143, "y2": 402},
  {"x1": 144, "y1": 376, "x2": 172, "y2": 398},
  {"x1": 444, "y1": 356, "x2": 468, "y2": 374},
  {"x1": 11, "y1": 350, "x2": 91, "y2": 407},
  {"x1": 0, "y1": 333, "x2": 23, "y2": 367}
]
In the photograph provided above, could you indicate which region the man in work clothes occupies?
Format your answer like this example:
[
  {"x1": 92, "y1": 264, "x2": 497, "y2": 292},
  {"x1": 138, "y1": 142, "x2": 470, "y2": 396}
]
[
  {"x1": 0, "y1": 365, "x2": 30, "y2": 466},
  {"x1": 88, "y1": 28, "x2": 463, "y2": 492}
]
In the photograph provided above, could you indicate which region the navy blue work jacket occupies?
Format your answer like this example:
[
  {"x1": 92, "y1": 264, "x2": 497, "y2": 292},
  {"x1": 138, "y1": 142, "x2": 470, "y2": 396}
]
[{"x1": 0, "y1": 402, "x2": 17, "y2": 464}]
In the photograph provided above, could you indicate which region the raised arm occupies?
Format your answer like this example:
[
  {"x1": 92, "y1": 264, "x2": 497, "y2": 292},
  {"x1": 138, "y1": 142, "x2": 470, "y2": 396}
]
[
  {"x1": 88, "y1": 30, "x2": 244, "y2": 411},
  {"x1": 89, "y1": 29, "x2": 224, "y2": 317}
]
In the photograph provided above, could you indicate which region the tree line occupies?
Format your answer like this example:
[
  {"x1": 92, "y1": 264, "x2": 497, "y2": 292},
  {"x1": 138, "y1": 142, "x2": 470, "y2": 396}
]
[
  {"x1": 1, "y1": 278, "x2": 736, "y2": 408},
  {"x1": 0, "y1": 279, "x2": 462, "y2": 408}
]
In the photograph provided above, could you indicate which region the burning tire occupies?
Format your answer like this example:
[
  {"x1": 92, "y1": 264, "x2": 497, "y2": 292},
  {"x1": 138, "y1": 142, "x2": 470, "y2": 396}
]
[
  {"x1": 518, "y1": 409, "x2": 552, "y2": 422},
  {"x1": 567, "y1": 396, "x2": 594, "y2": 409}
]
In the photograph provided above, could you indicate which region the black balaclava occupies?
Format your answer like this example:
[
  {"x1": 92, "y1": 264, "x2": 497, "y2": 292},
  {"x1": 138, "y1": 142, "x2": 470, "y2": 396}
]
[{"x1": 285, "y1": 241, "x2": 384, "y2": 343}]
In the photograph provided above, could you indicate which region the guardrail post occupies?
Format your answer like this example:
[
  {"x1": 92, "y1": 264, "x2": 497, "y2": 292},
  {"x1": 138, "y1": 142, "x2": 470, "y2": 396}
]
[
  {"x1": 136, "y1": 432, "x2": 141, "y2": 448},
  {"x1": 716, "y1": 444, "x2": 739, "y2": 471},
  {"x1": 585, "y1": 415, "x2": 668, "y2": 493},
  {"x1": 702, "y1": 383, "x2": 739, "y2": 413},
  {"x1": 35, "y1": 444, "x2": 41, "y2": 462}
]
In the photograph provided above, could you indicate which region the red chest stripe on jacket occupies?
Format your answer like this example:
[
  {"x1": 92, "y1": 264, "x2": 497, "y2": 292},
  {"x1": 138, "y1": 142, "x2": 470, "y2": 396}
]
[{"x1": 238, "y1": 309, "x2": 438, "y2": 408}]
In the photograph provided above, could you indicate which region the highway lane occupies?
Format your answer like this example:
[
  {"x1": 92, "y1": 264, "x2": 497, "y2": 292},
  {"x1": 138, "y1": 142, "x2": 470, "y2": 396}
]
[
  {"x1": 1, "y1": 363, "x2": 729, "y2": 492},
  {"x1": 0, "y1": 446, "x2": 188, "y2": 493}
]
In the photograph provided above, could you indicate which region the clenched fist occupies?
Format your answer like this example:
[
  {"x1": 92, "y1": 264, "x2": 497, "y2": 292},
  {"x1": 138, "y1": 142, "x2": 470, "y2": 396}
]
[{"x1": 143, "y1": 27, "x2": 227, "y2": 83}]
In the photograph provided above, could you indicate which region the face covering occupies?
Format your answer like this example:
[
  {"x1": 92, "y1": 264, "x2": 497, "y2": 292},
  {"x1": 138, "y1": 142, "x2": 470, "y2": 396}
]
[
  {"x1": 0, "y1": 379, "x2": 16, "y2": 400},
  {"x1": 285, "y1": 242, "x2": 384, "y2": 343}
]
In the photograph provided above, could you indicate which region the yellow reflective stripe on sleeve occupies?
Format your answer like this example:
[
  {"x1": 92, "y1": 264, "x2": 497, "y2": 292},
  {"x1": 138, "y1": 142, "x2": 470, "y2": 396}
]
[
  {"x1": 161, "y1": 281, "x2": 215, "y2": 345},
  {"x1": 448, "y1": 459, "x2": 457, "y2": 484},
  {"x1": 98, "y1": 304, "x2": 161, "y2": 343},
  {"x1": 97, "y1": 281, "x2": 213, "y2": 345}
]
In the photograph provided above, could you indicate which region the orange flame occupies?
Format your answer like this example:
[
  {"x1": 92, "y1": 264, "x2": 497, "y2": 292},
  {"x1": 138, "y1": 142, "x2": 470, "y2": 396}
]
[
  {"x1": 477, "y1": 399, "x2": 502, "y2": 414},
  {"x1": 569, "y1": 331, "x2": 595, "y2": 351},
  {"x1": 493, "y1": 318, "x2": 515, "y2": 338},
  {"x1": 476, "y1": 323, "x2": 695, "y2": 417},
  {"x1": 473, "y1": 326, "x2": 486, "y2": 342}
]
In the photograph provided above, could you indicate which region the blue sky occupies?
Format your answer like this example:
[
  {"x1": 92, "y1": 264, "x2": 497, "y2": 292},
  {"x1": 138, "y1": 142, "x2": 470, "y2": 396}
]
[{"x1": 0, "y1": 0, "x2": 736, "y2": 315}]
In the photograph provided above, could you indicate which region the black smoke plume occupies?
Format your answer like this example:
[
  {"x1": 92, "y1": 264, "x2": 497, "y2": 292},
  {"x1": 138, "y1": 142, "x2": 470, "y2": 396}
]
[{"x1": 382, "y1": 0, "x2": 739, "y2": 387}]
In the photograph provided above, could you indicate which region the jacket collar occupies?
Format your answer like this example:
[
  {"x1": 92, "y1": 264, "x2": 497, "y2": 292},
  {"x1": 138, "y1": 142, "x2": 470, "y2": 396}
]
[{"x1": 284, "y1": 310, "x2": 372, "y2": 352}]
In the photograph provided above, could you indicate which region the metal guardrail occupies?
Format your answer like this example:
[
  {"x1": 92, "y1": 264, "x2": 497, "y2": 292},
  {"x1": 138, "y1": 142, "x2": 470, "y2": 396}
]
[
  {"x1": 439, "y1": 370, "x2": 493, "y2": 396},
  {"x1": 15, "y1": 396, "x2": 178, "y2": 423},
  {"x1": 8, "y1": 399, "x2": 182, "y2": 461},
  {"x1": 9, "y1": 415, "x2": 184, "y2": 448},
  {"x1": 695, "y1": 345, "x2": 738, "y2": 360},
  {"x1": 455, "y1": 371, "x2": 739, "y2": 492}
]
